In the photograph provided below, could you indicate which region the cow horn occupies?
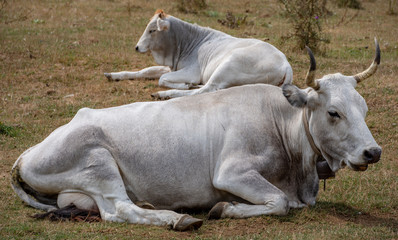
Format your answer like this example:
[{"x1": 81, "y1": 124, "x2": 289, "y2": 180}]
[
  {"x1": 353, "y1": 38, "x2": 380, "y2": 83},
  {"x1": 305, "y1": 46, "x2": 320, "y2": 90}
]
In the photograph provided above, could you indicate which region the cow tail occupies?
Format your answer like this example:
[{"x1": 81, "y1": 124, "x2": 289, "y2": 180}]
[
  {"x1": 11, "y1": 154, "x2": 57, "y2": 212},
  {"x1": 277, "y1": 64, "x2": 293, "y2": 87},
  {"x1": 284, "y1": 65, "x2": 294, "y2": 85}
]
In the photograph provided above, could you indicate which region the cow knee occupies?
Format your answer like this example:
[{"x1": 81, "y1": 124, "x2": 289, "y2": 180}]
[
  {"x1": 158, "y1": 77, "x2": 167, "y2": 87},
  {"x1": 270, "y1": 195, "x2": 289, "y2": 215},
  {"x1": 159, "y1": 77, "x2": 191, "y2": 90},
  {"x1": 158, "y1": 76, "x2": 175, "y2": 87}
]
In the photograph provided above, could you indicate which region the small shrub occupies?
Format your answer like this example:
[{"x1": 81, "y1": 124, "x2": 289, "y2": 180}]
[
  {"x1": 279, "y1": 0, "x2": 329, "y2": 52},
  {"x1": 217, "y1": 11, "x2": 248, "y2": 29},
  {"x1": 175, "y1": 0, "x2": 207, "y2": 14},
  {"x1": 335, "y1": 0, "x2": 362, "y2": 9}
]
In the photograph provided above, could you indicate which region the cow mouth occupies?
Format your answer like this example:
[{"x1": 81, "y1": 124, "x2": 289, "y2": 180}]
[{"x1": 348, "y1": 163, "x2": 368, "y2": 171}]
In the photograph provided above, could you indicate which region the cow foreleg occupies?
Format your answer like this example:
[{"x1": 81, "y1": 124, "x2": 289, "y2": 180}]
[
  {"x1": 210, "y1": 158, "x2": 289, "y2": 219},
  {"x1": 104, "y1": 66, "x2": 171, "y2": 81},
  {"x1": 151, "y1": 83, "x2": 219, "y2": 100},
  {"x1": 208, "y1": 199, "x2": 288, "y2": 219},
  {"x1": 151, "y1": 89, "x2": 196, "y2": 100},
  {"x1": 157, "y1": 66, "x2": 201, "y2": 90},
  {"x1": 151, "y1": 66, "x2": 225, "y2": 99}
]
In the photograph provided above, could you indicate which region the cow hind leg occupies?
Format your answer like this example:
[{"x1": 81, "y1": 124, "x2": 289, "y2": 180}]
[
  {"x1": 57, "y1": 192, "x2": 99, "y2": 211},
  {"x1": 50, "y1": 193, "x2": 155, "y2": 222},
  {"x1": 16, "y1": 139, "x2": 202, "y2": 230},
  {"x1": 53, "y1": 148, "x2": 202, "y2": 230},
  {"x1": 35, "y1": 193, "x2": 156, "y2": 223}
]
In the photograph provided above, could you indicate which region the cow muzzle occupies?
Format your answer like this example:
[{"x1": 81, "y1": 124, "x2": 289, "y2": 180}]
[
  {"x1": 363, "y1": 147, "x2": 382, "y2": 164},
  {"x1": 135, "y1": 45, "x2": 148, "y2": 53},
  {"x1": 349, "y1": 146, "x2": 381, "y2": 171}
]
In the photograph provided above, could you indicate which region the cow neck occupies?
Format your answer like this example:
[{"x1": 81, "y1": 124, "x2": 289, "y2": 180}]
[
  {"x1": 302, "y1": 107, "x2": 322, "y2": 156},
  {"x1": 302, "y1": 108, "x2": 335, "y2": 190},
  {"x1": 170, "y1": 17, "x2": 217, "y2": 70}
]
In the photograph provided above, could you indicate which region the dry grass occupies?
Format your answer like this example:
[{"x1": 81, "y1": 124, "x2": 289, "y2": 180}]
[{"x1": 1, "y1": 0, "x2": 397, "y2": 239}]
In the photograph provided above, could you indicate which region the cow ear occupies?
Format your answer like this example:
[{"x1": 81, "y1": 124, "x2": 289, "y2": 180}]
[
  {"x1": 157, "y1": 18, "x2": 170, "y2": 31},
  {"x1": 282, "y1": 84, "x2": 308, "y2": 108},
  {"x1": 158, "y1": 11, "x2": 165, "y2": 19}
]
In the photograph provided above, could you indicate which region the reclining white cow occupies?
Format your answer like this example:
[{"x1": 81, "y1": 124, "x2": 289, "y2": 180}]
[
  {"x1": 12, "y1": 40, "x2": 381, "y2": 231},
  {"x1": 104, "y1": 10, "x2": 293, "y2": 99}
]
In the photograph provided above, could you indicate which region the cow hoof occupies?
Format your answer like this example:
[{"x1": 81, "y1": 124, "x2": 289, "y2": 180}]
[
  {"x1": 104, "y1": 73, "x2": 113, "y2": 81},
  {"x1": 208, "y1": 202, "x2": 230, "y2": 220},
  {"x1": 151, "y1": 93, "x2": 160, "y2": 100},
  {"x1": 104, "y1": 73, "x2": 120, "y2": 82},
  {"x1": 173, "y1": 214, "x2": 203, "y2": 231},
  {"x1": 151, "y1": 93, "x2": 170, "y2": 100},
  {"x1": 104, "y1": 73, "x2": 111, "y2": 81}
]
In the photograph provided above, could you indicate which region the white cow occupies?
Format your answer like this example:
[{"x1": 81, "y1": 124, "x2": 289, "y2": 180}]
[
  {"x1": 12, "y1": 40, "x2": 381, "y2": 231},
  {"x1": 104, "y1": 10, "x2": 293, "y2": 99}
]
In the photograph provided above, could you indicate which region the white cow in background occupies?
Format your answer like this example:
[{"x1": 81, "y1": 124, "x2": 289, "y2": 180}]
[
  {"x1": 12, "y1": 40, "x2": 381, "y2": 231},
  {"x1": 104, "y1": 10, "x2": 293, "y2": 99}
]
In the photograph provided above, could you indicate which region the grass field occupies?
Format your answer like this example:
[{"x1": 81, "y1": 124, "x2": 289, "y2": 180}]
[{"x1": 1, "y1": 0, "x2": 397, "y2": 239}]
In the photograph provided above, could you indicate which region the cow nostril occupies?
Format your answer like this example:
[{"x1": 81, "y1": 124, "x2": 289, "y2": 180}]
[
  {"x1": 363, "y1": 147, "x2": 382, "y2": 163},
  {"x1": 364, "y1": 150, "x2": 373, "y2": 160},
  {"x1": 135, "y1": 46, "x2": 139, "y2": 51}
]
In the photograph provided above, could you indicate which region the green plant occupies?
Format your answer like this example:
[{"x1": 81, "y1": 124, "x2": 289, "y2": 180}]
[
  {"x1": 279, "y1": 0, "x2": 329, "y2": 52},
  {"x1": 0, "y1": 122, "x2": 19, "y2": 137}
]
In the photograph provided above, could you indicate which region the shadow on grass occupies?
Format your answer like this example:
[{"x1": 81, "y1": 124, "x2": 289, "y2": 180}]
[
  {"x1": 21, "y1": 199, "x2": 397, "y2": 234},
  {"x1": 276, "y1": 201, "x2": 397, "y2": 232}
]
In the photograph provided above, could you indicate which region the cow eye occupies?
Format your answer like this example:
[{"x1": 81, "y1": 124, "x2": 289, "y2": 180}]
[
  {"x1": 149, "y1": 30, "x2": 156, "y2": 34},
  {"x1": 328, "y1": 111, "x2": 340, "y2": 119}
]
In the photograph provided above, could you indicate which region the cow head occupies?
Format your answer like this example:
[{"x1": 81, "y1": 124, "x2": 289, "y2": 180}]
[
  {"x1": 135, "y1": 10, "x2": 171, "y2": 53},
  {"x1": 283, "y1": 39, "x2": 381, "y2": 172}
]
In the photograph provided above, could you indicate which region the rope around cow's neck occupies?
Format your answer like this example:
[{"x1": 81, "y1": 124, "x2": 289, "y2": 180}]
[
  {"x1": 302, "y1": 107, "x2": 330, "y2": 191},
  {"x1": 302, "y1": 107, "x2": 322, "y2": 156}
]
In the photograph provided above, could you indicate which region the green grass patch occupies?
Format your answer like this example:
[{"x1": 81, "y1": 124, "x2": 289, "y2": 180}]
[{"x1": 0, "y1": 122, "x2": 20, "y2": 137}]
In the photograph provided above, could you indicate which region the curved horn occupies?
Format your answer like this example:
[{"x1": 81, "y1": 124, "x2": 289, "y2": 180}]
[
  {"x1": 305, "y1": 46, "x2": 320, "y2": 90},
  {"x1": 354, "y1": 38, "x2": 381, "y2": 83}
]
